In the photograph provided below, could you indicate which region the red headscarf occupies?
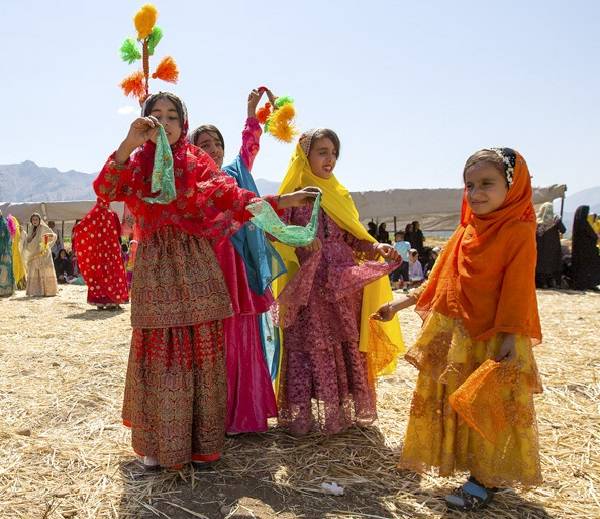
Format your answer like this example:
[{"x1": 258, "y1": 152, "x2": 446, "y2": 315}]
[{"x1": 416, "y1": 149, "x2": 542, "y2": 342}]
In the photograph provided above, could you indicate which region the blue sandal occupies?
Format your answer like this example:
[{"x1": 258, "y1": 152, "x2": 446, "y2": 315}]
[{"x1": 445, "y1": 478, "x2": 495, "y2": 511}]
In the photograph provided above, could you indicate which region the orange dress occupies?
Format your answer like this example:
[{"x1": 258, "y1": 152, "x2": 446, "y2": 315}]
[{"x1": 399, "y1": 149, "x2": 543, "y2": 488}]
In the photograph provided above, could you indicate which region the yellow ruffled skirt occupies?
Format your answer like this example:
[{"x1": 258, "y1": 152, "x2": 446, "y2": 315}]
[{"x1": 399, "y1": 312, "x2": 543, "y2": 488}]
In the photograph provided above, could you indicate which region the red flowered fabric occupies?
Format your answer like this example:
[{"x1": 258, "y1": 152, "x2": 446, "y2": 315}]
[
  {"x1": 93, "y1": 140, "x2": 270, "y2": 246},
  {"x1": 73, "y1": 203, "x2": 129, "y2": 305}
]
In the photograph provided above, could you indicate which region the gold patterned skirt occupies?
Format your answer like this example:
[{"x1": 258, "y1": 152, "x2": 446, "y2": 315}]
[
  {"x1": 399, "y1": 312, "x2": 543, "y2": 488},
  {"x1": 122, "y1": 227, "x2": 233, "y2": 467}
]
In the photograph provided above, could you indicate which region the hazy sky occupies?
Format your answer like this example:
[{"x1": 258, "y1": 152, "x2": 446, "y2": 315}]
[{"x1": 1, "y1": 0, "x2": 598, "y2": 195}]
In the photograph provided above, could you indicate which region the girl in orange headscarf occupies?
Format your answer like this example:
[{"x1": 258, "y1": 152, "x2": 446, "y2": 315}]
[{"x1": 373, "y1": 148, "x2": 542, "y2": 511}]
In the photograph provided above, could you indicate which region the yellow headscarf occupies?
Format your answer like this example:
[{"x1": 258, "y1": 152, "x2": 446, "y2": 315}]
[{"x1": 274, "y1": 138, "x2": 404, "y2": 384}]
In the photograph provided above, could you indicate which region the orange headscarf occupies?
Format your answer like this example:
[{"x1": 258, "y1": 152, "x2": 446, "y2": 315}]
[{"x1": 416, "y1": 148, "x2": 542, "y2": 343}]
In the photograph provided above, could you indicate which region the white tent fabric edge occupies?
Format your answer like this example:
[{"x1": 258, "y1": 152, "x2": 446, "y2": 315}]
[{"x1": 1, "y1": 184, "x2": 566, "y2": 233}]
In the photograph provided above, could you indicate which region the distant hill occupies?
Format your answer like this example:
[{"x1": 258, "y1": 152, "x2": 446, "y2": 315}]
[
  {"x1": 0, "y1": 160, "x2": 282, "y2": 202},
  {"x1": 0, "y1": 161, "x2": 95, "y2": 202}
]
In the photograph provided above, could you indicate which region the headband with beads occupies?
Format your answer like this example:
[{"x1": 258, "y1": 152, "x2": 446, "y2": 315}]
[{"x1": 487, "y1": 147, "x2": 516, "y2": 187}]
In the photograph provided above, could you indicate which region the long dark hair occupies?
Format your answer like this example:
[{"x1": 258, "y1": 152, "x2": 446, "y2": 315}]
[
  {"x1": 142, "y1": 92, "x2": 186, "y2": 130},
  {"x1": 189, "y1": 124, "x2": 225, "y2": 152}
]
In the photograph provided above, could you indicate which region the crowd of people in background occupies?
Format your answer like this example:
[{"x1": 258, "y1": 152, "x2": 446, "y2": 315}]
[
  {"x1": 1, "y1": 206, "x2": 599, "y2": 302},
  {"x1": 367, "y1": 207, "x2": 600, "y2": 294},
  {"x1": 369, "y1": 220, "x2": 442, "y2": 291}
]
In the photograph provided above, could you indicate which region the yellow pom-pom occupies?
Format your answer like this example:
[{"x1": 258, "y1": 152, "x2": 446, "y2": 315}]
[
  {"x1": 267, "y1": 103, "x2": 298, "y2": 143},
  {"x1": 134, "y1": 4, "x2": 158, "y2": 40}
]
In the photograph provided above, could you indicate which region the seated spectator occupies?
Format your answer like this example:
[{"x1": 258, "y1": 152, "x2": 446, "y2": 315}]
[
  {"x1": 424, "y1": 246, "x2": 441, "y2": 278},
  {"x1": 408, "y1": 248, "x2": 424, "y2": 286},
  {"x1": 54, "y1": 248, "x2": 74, "y2": 283}
]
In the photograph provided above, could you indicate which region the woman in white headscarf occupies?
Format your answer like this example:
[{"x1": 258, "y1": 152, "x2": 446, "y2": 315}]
[{"x1": 24, "y1": 213, "x2": 58, "y2": 296}]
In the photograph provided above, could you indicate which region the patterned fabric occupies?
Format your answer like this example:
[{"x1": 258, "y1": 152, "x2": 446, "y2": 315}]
[
  {"x1": 122, "y1": 320, "x2": 226, "y2": 467},
  {"x1": 216, "y1": 117, "x2": 278, "y2": 433},
  {"x1": 131, "y1": 226, "x2": 233, "y2": 329},
  {"x1": 73, "y1": 203, "x2": 129, "y2": 305},
  {"x1": 143, "y1": 125, "x2": 176, "y2": 204},
  {"x1": 225, "y1": 118, "x2": 286, "y2": 295},
  {"x1": 276, "y1": 206, "x2": 396, "y2": 435},
  {"x1": 248, "y1": 193, "x2": 321, "y2": 247},
  {"x1": 0, "y1": 215, "x2": 14, "y2": 297},
  {"x1": 93, "y1": 146, "x2": 266, "y2": 246},
  {"x1": 399, "y1": 312, "x2": 543, "y2": 488},
  {"x1": 274, "y1": 142, "x2": 404, "y2": 379}
]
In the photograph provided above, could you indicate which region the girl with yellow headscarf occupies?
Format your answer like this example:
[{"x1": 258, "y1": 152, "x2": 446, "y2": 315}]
[{"x1": 273, "y1": 129, "x2": 404, "y2": 436}]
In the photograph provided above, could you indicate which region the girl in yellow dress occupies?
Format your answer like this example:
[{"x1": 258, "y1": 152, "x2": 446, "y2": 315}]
[{"x1": 373, "y1": 148, "x2": 543, "y2": 511}]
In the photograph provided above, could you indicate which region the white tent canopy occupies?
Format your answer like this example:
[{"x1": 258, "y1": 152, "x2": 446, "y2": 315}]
[
  {"x1": 1, "y1": 184, "x2": 567, "y2": 233},
  {"x1": 353, "y1": 184, "x2": 567, "y2": 231},
  {"x1": 0, "y1": 201, "x2": 124, "y2": 226}
]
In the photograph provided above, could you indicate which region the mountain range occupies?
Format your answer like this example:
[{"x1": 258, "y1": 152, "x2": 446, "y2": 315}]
[{"x1": 0, "y1": 160, "x2": 283, "y2": 201}]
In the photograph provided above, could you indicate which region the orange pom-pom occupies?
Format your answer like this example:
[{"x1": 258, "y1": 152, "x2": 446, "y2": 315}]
[
  {"x1": 152, "y1": 56, "x2": 179, "y2": 83},
  {"x1": 256, "y1": 103, "x2": 272, "y2": 124},
  {"x1": 120, "y1": 70, "x2": 146, "y2": 99}
]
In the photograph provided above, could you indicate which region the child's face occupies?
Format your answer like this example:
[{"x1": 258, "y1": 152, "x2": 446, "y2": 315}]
[
  {"x1": 308, "y1": 137, "x2": 337, "y2": 179},
  {"x1": 464, "y1": 164, "x2": 508, "y2": 215},
  {"x1": 196, "y1": 131, "x2": 224, "y2": 168},
  {"x1": 395, "y1": 234, "x2": 404, "y2": 242},
  {"x1": 148, "y1": 98, "x2": 182, "y2": 145}
]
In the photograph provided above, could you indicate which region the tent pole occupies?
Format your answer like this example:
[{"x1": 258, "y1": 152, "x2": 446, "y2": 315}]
[
  {"x1": 393, "y1": 216, "x2": 397, "y2": 234},
  {"x1": 560, "y1": 195, "x2": 565, "y2": 219}
]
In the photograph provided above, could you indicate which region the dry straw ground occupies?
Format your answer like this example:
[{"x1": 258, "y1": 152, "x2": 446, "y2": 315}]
[{"x1": 1, "y1": 286, "x2": 598, "y2": 518}]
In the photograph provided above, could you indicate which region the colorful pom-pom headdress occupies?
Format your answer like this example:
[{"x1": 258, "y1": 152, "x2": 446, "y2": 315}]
[
  {"x1": 119, "y1": 4, "x2": 179, "y2": 104},
  {"x1": 255, "y1": 86, "x2": 298, "y2": 143}
]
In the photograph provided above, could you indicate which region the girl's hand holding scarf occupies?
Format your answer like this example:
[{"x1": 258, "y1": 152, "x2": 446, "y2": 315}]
[
  {"x1": 299, "y1": 237, "x2": 321, "y2": 253},
  {"x1": 495, "y1": 334, "x2": 517, "y2": 362},
  {"x1": 116, "y1": 116, "x2": 160, "y2": 163},
  {"x1": 375, "y1": 242, "x2": 401, "y2": 261},
  {"x1": 277, "y1": 187, "x2": 321, "y2": 209}
]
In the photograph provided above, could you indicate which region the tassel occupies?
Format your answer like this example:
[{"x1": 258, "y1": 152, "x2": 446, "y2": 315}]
[
  {"x1": 120, "y1": 38, "x2": 141, "y2": 64},
  {"x1": 147, "y1": 26, "x2": 163, "y2": 55},
  {"x1": 152, "y1": 56, "x2": 179, "y2": 83},
  {"x1": 120, "y1": 70, "x2": 146, "y2": 99},
  {"x1": 266, "y1": 103, "x2": 297, "y2": 142},
  {"x1": 134, "y1": 4, "x2": 158, "y2": 40},
  {"x1": 256, "y1": 102, "x2": 272, "y2": 124}
]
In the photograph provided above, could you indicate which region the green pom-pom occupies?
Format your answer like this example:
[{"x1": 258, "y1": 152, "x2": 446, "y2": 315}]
[
  {"x1": 147, "y1": 26, "x2": 163, "y2": 56},
  {"x1": 275, "y1": 96, "x2": 294, "y2": 108},
  {"x1": 264, "y1": 120, "x2": 271, "y2": 134},
  {"x1": 120, "y1": 38, "x2": 141, "y2": 64}
]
